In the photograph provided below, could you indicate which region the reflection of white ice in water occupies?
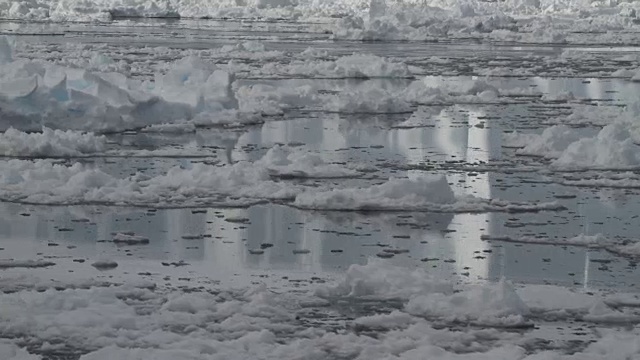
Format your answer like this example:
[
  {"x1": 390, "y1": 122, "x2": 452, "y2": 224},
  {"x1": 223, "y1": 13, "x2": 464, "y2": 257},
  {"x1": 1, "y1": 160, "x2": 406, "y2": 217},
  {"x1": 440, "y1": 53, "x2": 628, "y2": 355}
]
[
  {"x1": 437, "y1": 108, "x2": 496, "y2": 280},
  {"x1": 200, "y1": 209, "x2": 250, "y2": 272},
  {"x1": 388, "y1": 105, "x2": 495, "y2": 279},
  {"x1": 531, "y1": 76, "x2": 637, "y2": 103}
]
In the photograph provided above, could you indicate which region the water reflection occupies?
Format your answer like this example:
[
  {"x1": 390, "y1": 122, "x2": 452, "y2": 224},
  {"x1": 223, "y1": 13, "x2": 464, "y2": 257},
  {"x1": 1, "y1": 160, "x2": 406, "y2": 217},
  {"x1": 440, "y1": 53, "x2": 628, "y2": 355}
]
[{"x1": 3, "y1": 76, "x2": 640, "y2": 289}]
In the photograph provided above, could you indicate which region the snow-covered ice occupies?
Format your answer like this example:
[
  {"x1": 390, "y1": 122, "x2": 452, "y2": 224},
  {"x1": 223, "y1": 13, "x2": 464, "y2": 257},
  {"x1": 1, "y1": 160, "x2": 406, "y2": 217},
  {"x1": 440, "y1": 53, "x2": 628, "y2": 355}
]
[
  {"x1": 260, "y1": 145, "x2": 361, "y2": 178},
  {"x1": 294, "y1": 176, "x2": 565, "y2": 213},
  {"x1": 0, "y1": 38, "x2": 238, "y2": 133},
  {"x1": 0, "y1": 258, "x2": 638, "y2": 359},
  {"x1": 0, "y1": 127, "x2": 106, "y2": 157}
]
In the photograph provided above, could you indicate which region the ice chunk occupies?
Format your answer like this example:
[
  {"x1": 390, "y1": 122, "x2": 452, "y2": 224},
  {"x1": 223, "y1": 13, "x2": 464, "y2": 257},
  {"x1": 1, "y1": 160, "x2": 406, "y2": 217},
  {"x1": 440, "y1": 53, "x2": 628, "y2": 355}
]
[
  {"x1": 235, "y1": 83, "x2": 317, "y2": 115},
  {"x1": 404, "y1": 77, "x2": 500, "y2": 104},
  {"x1": 0, "y1": 157, "x2": 298, "y2": 206},
  {"x1": 91, "y1": 260, "x2": 119, "y2": 270},
  {"x1": 294, "y1": 176, "x2": 565, "y2": 212},
  {"x1": 294, "y1": 176, "x2": 456, "y2": 211},
  {"x1": 516, "y1": 125, "x2": 587, "y2": 158},
  {"x1": 260, "y1": 145, "x2": 361, "y2": 178},
  {"x1": 0, "y1": 127, "x2": 106, "y2": 157},
  {"x1": 406, "y1": 279, "x2": 530, "y2": 326},
  {"x1": 318, "y1": 259, "x2": 529, "y2": 326},
  {"x1": 553, "y1": 122, "x2": 640, "y2": 169},
  {"x1": 0, "y1": 260, "x2": 56, "y2": 269},
  {"x1": 330, "y1": 86, "x2": 411, "y2": 113},
  {"x1": 316, "y1": 258, "x2": 454, "y2": 298},
  {"x1": 0, "y1": 37, "x2": 238, "y2": 133},
  {"x1": 264, "y1": 53, "x2": 412, "y2": 79}
]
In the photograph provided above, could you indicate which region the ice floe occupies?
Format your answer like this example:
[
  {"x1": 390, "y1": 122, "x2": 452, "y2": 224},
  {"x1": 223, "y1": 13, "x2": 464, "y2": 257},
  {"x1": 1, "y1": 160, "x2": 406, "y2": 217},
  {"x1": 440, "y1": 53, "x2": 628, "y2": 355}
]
[
  {"x1": 0, "y1": 127, "x2": 107, "y2": 157},
  {"x1": 293, "y1": 176, "x2": 565, "y2": 213},
  {"x1": 482, "y1": 233, "x2": 640, "y2": 258},
  {"x1": 0, "y1": 260, "x2": 56, "y2": 269},
  {"x1": 259, "y1": 145, "x2": 361, "y2": 178},
  {"x1": 1, "y1": 257, "x2": 640, "y2": 359},
  {"x1": 0, "y1": 158, "x2": 563, "y2": 213},
  {"x1": 258, "y1": 53, "x2": 412, "y2": 79},
  {"x1": 505, "y1": 119, "x2": 640, "y2": 170},
  {"x1": 0, "y1": 158, "x2": 297, "y2": 206},
  {"x1": 553, "y1": 122, "x2": 640, "y2": 169},
  {"x1": 0, "y1": 37, "x2": 239, "y2": 133}
]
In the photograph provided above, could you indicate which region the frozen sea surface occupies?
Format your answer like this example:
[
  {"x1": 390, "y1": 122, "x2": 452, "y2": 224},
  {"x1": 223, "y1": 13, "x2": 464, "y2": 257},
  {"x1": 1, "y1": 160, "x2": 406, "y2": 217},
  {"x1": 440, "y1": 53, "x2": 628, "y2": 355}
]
[{"x1": 2, "y1": 9, "x2": 640, "y2": 360}]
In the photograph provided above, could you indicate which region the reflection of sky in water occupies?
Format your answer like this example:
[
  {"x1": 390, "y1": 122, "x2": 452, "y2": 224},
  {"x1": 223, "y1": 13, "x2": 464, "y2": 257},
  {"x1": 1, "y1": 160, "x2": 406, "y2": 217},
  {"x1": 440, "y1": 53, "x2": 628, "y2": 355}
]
[{"x1": 3, "y1": 76, "x2": 640, "y2": 289}]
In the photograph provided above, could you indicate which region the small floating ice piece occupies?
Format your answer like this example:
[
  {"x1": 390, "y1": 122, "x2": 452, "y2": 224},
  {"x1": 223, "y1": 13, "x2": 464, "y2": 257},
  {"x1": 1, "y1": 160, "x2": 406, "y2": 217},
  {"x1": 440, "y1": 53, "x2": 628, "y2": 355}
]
[
  {"x1": 0, "y1": 260, "x2": 55, "y2": 269},
  {"x1": 382, "y1": 249, "x2": 409, "y2": 254},
  {"x1": 112, "y1": 232, "x2": 149, "y2": 245},
  {"x1": 225, "y1": 217, "x2": 251, "y2": 224},
  {"x1": 376, "y1": 252, "x2": 395, "y2": 259},
  {"x1": 91, "y1": 260, "x2": 118, "y2": 270}
]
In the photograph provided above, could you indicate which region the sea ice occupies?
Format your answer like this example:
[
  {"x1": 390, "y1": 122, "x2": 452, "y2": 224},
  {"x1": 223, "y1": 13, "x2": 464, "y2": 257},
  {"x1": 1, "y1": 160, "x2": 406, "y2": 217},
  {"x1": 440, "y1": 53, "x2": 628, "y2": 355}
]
[
  {"x1": 0, "y1": 38, "x2": 237, "y2": 133},
  {"x1": 259, "y1": 53, "x2": 412, "y2": 79},
  {"x1": 509, "y1": 120, "x2": 640, "y2": 169},
  {"x1": 553, "y1": 122, "x2": 640, "y2": 169},
  {"x1": 1, "y1": 258, "x2": 639, "y2": 359},
  {"x1": 260, "y1": 145, "x2": 361, "y2": 178},
  {"x1": 294, "y1": 176, "x2": 565, "y2": 213},
  {"x1": 0, "y1": 127, "x2": 106, "y2": 157}
]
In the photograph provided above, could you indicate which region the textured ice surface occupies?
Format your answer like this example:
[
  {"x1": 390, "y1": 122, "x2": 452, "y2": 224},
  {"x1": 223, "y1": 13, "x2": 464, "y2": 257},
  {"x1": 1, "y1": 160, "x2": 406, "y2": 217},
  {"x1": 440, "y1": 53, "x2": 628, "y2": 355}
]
[
  {"x1": 0, "y1": 38, "x2": 237, "y2": 133},
  {"x1": 553, "y1": 122, "x2": 640, "y2": 169},
  {"x1": 0, "y1": 158, "x2": 564, "y2": 211},
  {"x1": 2, "y1": 0, "x2": 639, "y2": 47},
  {"x1": 0, "y1": 127, "x2": 106, "y2": 157},
  {"x1": 294, "y1": 176, "x2": 565, "y2": 213},
  {"x1": 0, "y1": 158, "x2": 296, "y2": 206},
  {"x1": 260, "y1": 145, "x2": 361, "y2": 178},
  {"x1": 0, "y1": 256, "x2": 639, "y2": 359},
  {"x1": 259, "y1": 53, "x2": 412, "y2": 79},
  {"x1": 506, "y1": 120, "x2": 640, "y2": 169}
]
